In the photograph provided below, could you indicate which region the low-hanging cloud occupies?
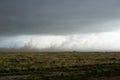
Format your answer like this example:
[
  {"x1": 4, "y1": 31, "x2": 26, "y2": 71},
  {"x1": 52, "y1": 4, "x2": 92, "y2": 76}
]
[{"x1": 1, "y1": 30, "x2": 120, "y2": 51}]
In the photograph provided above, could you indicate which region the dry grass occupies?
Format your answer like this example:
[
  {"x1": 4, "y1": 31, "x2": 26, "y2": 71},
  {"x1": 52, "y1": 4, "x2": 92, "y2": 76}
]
[{"x1": 0, "y1": 52, "x2": 120, "y2": 80}]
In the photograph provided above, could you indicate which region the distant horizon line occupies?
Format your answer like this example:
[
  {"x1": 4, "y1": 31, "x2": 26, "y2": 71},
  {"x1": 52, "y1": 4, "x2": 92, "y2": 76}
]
[{"x1": 0, "y1": 47, "x2": 120, "y2": 53}]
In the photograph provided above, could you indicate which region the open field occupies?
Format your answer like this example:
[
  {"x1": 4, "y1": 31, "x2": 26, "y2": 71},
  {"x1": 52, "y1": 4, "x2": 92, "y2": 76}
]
[{"x1": 0, "y1": 52, "x2": 120, "y2": 80}]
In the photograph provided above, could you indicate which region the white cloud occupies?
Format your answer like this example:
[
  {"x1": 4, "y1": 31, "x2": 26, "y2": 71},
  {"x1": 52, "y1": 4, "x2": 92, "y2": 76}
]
[{"x1": 1, "y1": 30, "x2": 120, "y2": 51}]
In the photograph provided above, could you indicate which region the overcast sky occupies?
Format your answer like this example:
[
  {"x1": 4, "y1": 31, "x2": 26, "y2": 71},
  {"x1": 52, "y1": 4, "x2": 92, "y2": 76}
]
[{"x1": 0, "y1": 0, "x2": 120, "y2": 51}]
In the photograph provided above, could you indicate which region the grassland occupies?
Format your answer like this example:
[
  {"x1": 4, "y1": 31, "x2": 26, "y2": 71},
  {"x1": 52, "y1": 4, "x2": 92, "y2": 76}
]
[{"x1": 0, "y1": 52, "x2": 120, "y2": 80}]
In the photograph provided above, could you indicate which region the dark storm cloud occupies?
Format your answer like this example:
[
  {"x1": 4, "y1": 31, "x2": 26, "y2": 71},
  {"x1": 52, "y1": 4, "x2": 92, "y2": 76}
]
[{"x1": 1, "y1": 0, "x2": 120, "y2": 36}]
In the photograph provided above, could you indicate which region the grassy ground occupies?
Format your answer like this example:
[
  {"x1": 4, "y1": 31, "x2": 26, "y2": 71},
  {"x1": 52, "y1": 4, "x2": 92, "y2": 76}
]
[{"x1": 0, "y1": 52, "x2": 120, "y2": 80}]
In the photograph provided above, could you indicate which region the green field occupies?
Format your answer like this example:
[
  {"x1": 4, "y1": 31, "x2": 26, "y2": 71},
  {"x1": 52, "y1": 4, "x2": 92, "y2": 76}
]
[{"x1": 0, "y1": 52, "x2": 120, "y2": 80}]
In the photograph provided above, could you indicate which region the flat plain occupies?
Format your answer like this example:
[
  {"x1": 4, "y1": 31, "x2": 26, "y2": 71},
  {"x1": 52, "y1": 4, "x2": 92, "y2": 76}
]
[{"x1": 0, "y1": 52, "x2": 120, "y2": 80}]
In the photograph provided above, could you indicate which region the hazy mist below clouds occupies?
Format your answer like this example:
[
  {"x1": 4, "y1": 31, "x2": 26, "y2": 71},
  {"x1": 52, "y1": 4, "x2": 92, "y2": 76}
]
[{"x1": 1, "y1": 31, "x2": 120, "y2": 51}]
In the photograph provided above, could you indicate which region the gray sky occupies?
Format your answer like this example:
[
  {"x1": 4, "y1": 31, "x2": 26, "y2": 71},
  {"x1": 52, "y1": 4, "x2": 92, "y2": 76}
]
[
  {"x1": 1, "y1": 0, "x2": 120, "y2": 36},
  {"x1": 1, "y1": 0, "x2": 120, "y2": 51}
]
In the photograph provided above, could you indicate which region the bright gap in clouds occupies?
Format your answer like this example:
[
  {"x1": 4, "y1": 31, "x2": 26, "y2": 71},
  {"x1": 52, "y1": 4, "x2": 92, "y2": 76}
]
[{"x1": 1, "y1": 31, "x2": 120, "y2": 51}]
